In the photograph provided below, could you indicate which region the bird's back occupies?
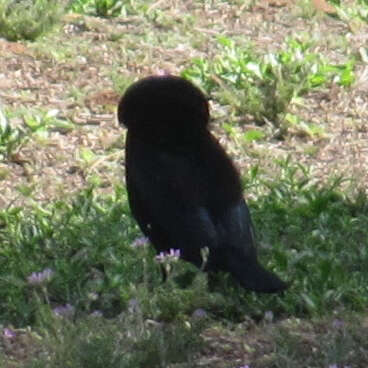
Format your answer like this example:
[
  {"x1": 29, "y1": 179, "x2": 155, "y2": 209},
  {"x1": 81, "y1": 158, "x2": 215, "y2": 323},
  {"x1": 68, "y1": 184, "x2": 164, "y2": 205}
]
[{"x1": 120, "y1": 75, "x2": 288, "y2": 293}]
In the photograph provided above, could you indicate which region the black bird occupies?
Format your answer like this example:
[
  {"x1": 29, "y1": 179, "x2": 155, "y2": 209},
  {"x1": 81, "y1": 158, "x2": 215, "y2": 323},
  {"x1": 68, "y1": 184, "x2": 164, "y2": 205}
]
[{"x1": 118, "y1": 75, "x2": 287, "y2": 293}]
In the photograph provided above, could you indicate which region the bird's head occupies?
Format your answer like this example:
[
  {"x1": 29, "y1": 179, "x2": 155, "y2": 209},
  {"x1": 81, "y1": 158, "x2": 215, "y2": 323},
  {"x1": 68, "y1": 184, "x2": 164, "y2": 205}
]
[{"x1": 118, "y1": 75, "x2": 210, "y2": 145}]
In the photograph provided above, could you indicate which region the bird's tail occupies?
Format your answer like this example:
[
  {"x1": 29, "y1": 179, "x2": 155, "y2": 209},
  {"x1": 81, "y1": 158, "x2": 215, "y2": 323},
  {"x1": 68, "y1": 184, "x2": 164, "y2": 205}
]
[{"x1": 230, "y1": 258, "x2": 288, "y2": 293}]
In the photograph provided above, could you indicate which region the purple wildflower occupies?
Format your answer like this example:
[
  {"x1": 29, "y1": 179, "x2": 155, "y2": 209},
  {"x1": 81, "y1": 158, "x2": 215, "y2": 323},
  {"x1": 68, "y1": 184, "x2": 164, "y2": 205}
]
[
  {"x1": 169, "y1": 248, "x2": 180, "y2": 259},
  {"x1": 192, "y1": 308, "x2": 207, "y2": 319},
  {"x1": 131, "y1": 236, "x2": 149, "y2": 248},
  {"x1": 332, "y1": 319, "x2": 344, "y2": 329},
  {"x1": 155, "y1": 251, "x2": 166, "y2": 263},
  {"x1": 128, "y1": 298, "x2": 140, "y2": 313},
  {"x1": 155, "y1": 248, "x2": 181, "y2": 263},
  {"x1": 3, "y1": 328, "x2": 16, "y2": 339},
  {"x1": 53, "y1": 304, "x2": 75, "y2": 318},
  {"x1": 90, "y1": 310, "x2": 103, "y2": 317},
  {"x1": 27, "y1": 268, "x2": 54, "y2": 286}
]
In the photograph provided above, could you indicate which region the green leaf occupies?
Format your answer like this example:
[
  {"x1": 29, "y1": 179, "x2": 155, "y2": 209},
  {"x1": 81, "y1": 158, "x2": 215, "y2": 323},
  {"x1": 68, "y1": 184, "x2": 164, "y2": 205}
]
[
  {"x1": 79, "y1": 148, "x2": 96, "y2": 163},
  {"x1": 285, "y1": 113, "x2": 299, "y2": 125},
  {"x1": 243, "y1": 129, "x2": 265, "y2": 142},
  {"x1": 338, "y1": 67, "x2": 355, "y2": 86},
  {"x1": 245, "y1": 62, "x2": 263, "y2": 79},
  {"x1": 308, "y1": 73, "x2": 326, "y2": 87}
]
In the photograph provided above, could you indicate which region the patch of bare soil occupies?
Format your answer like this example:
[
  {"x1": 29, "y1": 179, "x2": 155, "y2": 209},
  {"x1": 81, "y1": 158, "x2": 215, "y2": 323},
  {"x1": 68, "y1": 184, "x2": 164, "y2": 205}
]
[
  {"x1": 0, "y1": 1, "x2": 368, "y2": 207},
  {"x1": 0, "y1": 2, "x2": 366, "y2": 203}
]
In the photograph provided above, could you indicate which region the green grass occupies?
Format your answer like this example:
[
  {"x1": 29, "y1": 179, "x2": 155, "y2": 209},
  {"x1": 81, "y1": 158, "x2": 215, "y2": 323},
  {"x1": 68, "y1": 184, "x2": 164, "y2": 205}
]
[
  {"x1": 0, "y1": 107, "x2": 74, "y2": 162},
  {"x1": 0, "y1": 186, "x2": 210, "y2": 366},
  {"x1": 1, "y1": 160, "x2": 367, "y2": 366},
  {"x1": 23, "y1": 313, "x2": 204, "y2": 367},
  {"x1": 256, "y1": 313, "x2": 368, "y2": 367},
  {"x1": 182, "y1": 36, "x2": 355, "y2": 133},
  {"x1": 1, "y1": 0, "x2": 368, "y2": 366},
  {"x1": 0, "y1": 108, "x2": 26, "y2": 160},
  {"x1": 68, "y1": 0, "x2": 149, "y2": 17},
  {"x1": 0, "y1": 0, "x2": 64, "y2": 41},
  {"x1": 246, "y1": 159, "x2": 368, "y2": 315}
]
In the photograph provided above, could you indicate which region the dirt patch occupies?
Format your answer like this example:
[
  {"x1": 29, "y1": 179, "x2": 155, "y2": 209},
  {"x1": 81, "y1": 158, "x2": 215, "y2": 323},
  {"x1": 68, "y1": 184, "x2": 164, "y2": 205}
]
[{"x1": 0, "y1": 1, "x2": 367, "y2": 210}]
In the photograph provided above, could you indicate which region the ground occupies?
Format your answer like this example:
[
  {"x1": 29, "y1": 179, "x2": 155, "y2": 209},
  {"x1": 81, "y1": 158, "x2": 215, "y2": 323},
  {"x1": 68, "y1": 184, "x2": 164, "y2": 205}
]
[
  {"x1": 1, "y1": 0, "x2": 367, "y2": 209},
  {"x1": 0, "y1": 0, "x2": 368, "y2": 367}
]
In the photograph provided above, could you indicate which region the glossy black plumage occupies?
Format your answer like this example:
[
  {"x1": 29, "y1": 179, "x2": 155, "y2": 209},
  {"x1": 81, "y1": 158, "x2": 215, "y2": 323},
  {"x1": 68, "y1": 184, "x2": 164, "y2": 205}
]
[{"x1": 118, "y1": 75, "x2": 287, "y2": 293}]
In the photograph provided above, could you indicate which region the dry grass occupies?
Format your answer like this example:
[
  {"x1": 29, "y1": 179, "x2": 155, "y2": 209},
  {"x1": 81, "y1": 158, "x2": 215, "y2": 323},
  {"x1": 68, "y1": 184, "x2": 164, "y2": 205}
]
[{"x1": 1, "y1": 1, "x2": 367, "y2": 210}]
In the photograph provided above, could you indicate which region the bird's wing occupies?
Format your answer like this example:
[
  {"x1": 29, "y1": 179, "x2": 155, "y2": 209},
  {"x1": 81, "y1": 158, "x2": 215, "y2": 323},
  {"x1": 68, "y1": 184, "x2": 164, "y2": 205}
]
[
  {"x1": 217, "y1": 199, "x2": 256, "y2": 256},
  {"x1": 215, "y1": 199, "x2": 288, "y2": 293},
  {"x1": 127, "y1": 148, "x2": 218, "y2": 264}
]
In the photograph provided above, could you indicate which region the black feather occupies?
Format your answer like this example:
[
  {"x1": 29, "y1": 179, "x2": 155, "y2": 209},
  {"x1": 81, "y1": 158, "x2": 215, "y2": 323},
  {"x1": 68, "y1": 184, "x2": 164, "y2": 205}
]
[{"x1": 118, "y1": 75, "x2": 288, "y2": 293}]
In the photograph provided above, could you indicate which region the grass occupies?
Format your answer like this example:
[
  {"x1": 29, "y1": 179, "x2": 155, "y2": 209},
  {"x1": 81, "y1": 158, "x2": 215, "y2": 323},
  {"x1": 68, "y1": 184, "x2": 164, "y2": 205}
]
[
  {"x1": 1, "y1": 160, "x2": 367, "y2": 366},
  {"x1": 0, "y1": 108, "x2": 26, "y2": 161},
  {"x1": 2, "y1": 311, "x2": 205, "y2": 367},
  {"x1": 256, "y1": 314, "x2": 368, "y2": 367},
  {"x1": 0, "y1": 107, "x2": 74, "y2": 161},
  {"x1": 1, "y1": 0, "x2": 368, "y2": 366},
  {"x1": 182, "y1": 35, "x2": 355, "y2": 133},
  {"x1": 0, "y1": 0, "x2": 64, "y2": 41}
]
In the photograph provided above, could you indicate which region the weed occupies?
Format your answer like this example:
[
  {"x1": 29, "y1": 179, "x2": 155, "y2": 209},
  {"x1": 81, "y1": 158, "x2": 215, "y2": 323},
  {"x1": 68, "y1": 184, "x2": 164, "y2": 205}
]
[
  {"x1": 247, "y1": 158, "x2": 368, "y2": 316},
  {"x1": 0, "y1": 186, "x2": 213, "y2": 325},
  {"x1": 0, "y1": 107, "x2": 27, "y2": 160},
  {"x1": 69, "y1": 0, "x2": 149, "y2": 17},
  {"x1": 2, "y1": 159, "x2": 368, "y2": 327},
  {"x1": 24, "y1": 312, "x2": 205, "y2": 368},
  {"x1": 0, "y1": 0, "x2": 64, "y2": 41},
  {"x1": 23, "y1": 109, "x2": 74, "y2": 135},
  {"x1": 1, "y1": 1, "x2": 367, "y2": 366},
  {"x1": 183, "y1": 36, "x2": 355, "y2": 134}
]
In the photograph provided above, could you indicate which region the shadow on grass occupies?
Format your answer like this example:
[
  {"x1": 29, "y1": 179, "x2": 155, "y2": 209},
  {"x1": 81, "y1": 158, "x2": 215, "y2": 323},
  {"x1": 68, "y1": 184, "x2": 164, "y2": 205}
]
[{"x1": 0, "y1": 159, "x2": 367, "y2": 367}]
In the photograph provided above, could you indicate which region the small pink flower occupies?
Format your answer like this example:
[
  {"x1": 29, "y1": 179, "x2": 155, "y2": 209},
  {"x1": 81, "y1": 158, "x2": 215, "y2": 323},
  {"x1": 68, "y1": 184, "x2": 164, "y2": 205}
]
[
  {"x1": 27, "y1": 268, "x2": 54, "y2": 285},
  {"x1": 3, "y1": 328, "x2": 16, "y2": 339},
  {"x1": 90, "y1": 310, "x2": 103, "y2": 317},
  {"x1": 192, "y1": 308, "x2": 207, "y2": 319},
  {"x1": 53, "y1": 304, "x2": 75, "y2": 318},
  {"x1": 131, "y1": 236, "x2": 149, "y2": 248},
  {"x1": 169, "y1": 248, "x2": 181, "y2": 258},
  {"x1": 155, "y1": 248, "x2": 181, "y2": 263}
]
